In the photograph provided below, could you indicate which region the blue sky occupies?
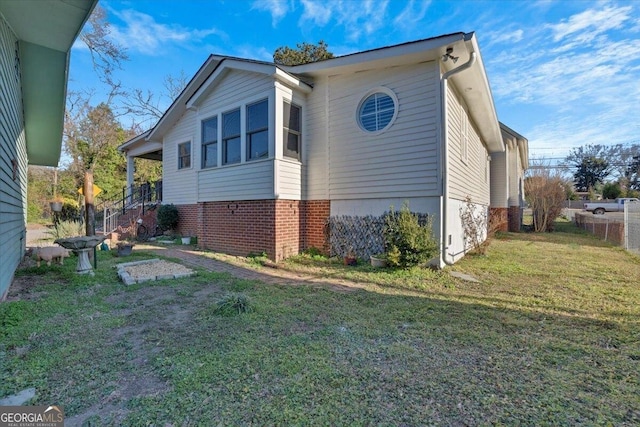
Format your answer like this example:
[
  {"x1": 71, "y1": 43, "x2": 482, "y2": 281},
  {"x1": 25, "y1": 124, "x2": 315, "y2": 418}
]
[{"x1": 69, "y1": 0, "x2": 640, "y2": 161}]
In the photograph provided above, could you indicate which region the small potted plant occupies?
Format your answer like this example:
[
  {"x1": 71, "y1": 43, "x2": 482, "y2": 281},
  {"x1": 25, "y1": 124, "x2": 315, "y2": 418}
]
[
  {"x1": 115, "y1": 218, "x2": 139, "y2": 256},
  {"x1": 116, "y1": 240, "x2": 135, "y2": 256},
  {"x1": 343, "y1": 248, "x2": 358, "y2": 266},
  {"x1": 49, "y1": 196, "x2": 63, "y2": 212},
  {"x1": 370, "y1": 253, "x2": 388, "y2": 268}
]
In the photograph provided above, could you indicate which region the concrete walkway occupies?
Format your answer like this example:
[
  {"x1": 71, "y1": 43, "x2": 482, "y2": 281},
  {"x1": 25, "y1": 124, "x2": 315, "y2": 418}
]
[{"x1": 141, "y1": 244, "x2": 365, "y2": 293}]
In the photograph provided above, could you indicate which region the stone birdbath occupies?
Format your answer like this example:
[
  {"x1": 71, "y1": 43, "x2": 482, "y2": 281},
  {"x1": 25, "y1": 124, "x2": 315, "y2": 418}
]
[{"x1": 55, "y1": 235, "x2": 107, "y2": 275}]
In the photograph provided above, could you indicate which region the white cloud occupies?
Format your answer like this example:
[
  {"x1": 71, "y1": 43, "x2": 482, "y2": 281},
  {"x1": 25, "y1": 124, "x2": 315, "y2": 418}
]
[
  {"x1": 299, "y1": 0, "x2": 333, "y2": 27},
  {"x1": 252, "y1": 0, "x2": 292, "y2": 27},
  {"x1": 109, "y1": 9, "x2": 227, "y2": 55},
  {"x1": 299, "y1": 0, "x2": 390, "y2": 41},
  {"x1": 483, "y1": 2, "x2": 640, "y2": 155},
  {"x1": 489, "y1": 29, "x2": 524, "y2": 45},
  {"x1": 232, "y1": 45, "x2": 274, "y2": 62},
  {"x1": 393, "y1": 0, "x2": 431, "y2": 29},
  {"x1": 549, "y1": 3, "x2": 633, "y2": 42}
]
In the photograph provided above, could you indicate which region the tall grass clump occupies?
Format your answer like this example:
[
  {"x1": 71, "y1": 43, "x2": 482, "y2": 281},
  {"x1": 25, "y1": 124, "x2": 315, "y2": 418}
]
[{"x1": 212, "y1": 293, "x2": 253, "y2": 316}]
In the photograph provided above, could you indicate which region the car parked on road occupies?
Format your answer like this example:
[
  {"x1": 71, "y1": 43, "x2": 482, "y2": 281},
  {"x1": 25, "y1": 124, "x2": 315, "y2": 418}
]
[{"x1": 584, "y1": 198, "x2": 640, "y2": 214}]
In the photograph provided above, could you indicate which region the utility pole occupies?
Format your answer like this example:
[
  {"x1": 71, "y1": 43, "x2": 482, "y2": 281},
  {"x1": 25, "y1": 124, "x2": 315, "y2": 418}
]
[{"x1": 84, "y1": 170, "x2": 95, "y2": 236}]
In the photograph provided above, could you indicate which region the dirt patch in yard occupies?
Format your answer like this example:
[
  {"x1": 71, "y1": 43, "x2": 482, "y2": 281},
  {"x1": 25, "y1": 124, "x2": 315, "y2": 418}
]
[
  {"x1": 66, "y1": 281, "x2": 222, "y2": 426},
  {"x1": 5, "y1": 254, "x2": 222, "y2": 426}
]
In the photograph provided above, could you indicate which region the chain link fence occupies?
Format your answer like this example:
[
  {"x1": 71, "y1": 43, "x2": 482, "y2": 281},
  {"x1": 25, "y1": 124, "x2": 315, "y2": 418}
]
[
  {"x1": 624, "y1": 201, "x2": 640, "y2": 255},
  {"x1": 574, "y1": 213, "x2": 625, "y2": 246}
]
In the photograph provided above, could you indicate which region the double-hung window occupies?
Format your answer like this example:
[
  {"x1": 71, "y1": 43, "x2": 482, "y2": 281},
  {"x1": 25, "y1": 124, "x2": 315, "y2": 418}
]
[
  {"x1": 247, "y1": 99, "x2": 269, "y2": 161},
  {"x1": 178, "y1": 141, "x2": 191, "y2": 169},
  {"x1": 222, "y1": 108, "x2": 241, "y2": 165},
  {"x1": 201, "y1": 117, "x2": 217, "y2": 168},
  {"x1": 283, "y1": 101, "x2": 301, "y2": 160}
]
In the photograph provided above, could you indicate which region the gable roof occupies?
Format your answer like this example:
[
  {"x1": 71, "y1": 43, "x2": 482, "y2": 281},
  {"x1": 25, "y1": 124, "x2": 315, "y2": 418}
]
[
  {"x1": 0, "y1": 0, "x2": 97, "y2": 166},
  {"x1": 283, "y1": 32, "x2": 502, "y2": 153},
  {"x1": 141, "y1": 32, "x2": 502, "y2": 153},
  {"x1": 147, "y1": 56, "x2": 311, "y2": 142}
]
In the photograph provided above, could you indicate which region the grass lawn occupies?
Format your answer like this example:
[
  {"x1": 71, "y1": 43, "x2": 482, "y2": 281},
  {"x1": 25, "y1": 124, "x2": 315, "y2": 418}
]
[{"x1": 1, "y1": 221, "x2": 639, "y2": 425}]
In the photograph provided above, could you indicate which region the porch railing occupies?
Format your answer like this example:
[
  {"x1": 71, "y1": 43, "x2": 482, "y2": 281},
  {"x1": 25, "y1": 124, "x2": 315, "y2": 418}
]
[{"x1": 97, "y1": 180, "x2": 162, "y2": 235}]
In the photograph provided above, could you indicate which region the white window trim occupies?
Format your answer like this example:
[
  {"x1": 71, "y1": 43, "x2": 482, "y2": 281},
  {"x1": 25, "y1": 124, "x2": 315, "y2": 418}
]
[
  {"x1": 197, "y1": 91, "x2": 274, "y2": 170},
  {"x1": 201, "y1": 115, "x2": 218, "y2": 169},
  {"x1": 355, "y1": 86, "x2": 399, "y2": 135},
  {"x1": 282, "y1": 100, "x2": 302, "y2": 162},
  {"x1": 221, "y1": 107, "x2": 242, "y2": 166},
  {"x1": 177, "y1": 141, "x2": 192, "y2": 171},
  {"x1": 246, "y1": 98, "x2": 270, "y2": 162}
]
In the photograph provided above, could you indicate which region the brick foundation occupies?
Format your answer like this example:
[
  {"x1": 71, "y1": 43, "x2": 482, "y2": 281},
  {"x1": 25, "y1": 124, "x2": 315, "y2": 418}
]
[
  {"x1": 304, "y1": 200, "x2": 330, "y2": 254},
  {"x1": 176, "y1": 204, "x2": 199, "y2": 238},
  {"x1": 489, "y1": 207, "x2": 509, "y2": 232},
  {"x1": 508, "y1": 206, "x2": 522, "y2": 232},
  {"x1": 191, "y1": 199, "x2": 330, "y2": 261}
]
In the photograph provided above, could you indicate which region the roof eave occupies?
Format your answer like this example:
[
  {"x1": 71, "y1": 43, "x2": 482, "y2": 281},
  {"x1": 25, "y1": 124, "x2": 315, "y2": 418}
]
[
  {"x1": 0, "y1": 0, "x2": 98, "y2": 166},
  {"x1": 451, "y1": 34, "x2": 504, "y2": 153}
]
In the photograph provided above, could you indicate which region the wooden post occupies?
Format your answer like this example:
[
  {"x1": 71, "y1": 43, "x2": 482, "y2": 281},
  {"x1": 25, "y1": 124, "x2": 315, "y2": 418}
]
[{"x1": 84, "y1": 170, "x2": 95, "y2": 236}]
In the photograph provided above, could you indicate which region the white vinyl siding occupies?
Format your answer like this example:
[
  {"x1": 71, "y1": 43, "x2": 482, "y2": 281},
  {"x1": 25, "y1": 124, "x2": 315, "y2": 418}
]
[
  {"x1": 163, "y1": 70, "x2": 275, "y2": 205},
  {"x1": 198, "y1": 160, "x2": 274, "y2": 201},
  {"x1": 489, "y1": 151, "x2": 508, "y2": 208},
  {"x1": 162, "y1": 109, "x2": 198, "y2": 204},
  {"x1": 303, "y1": 76, "x2": 328, "y2": 199},
  {"x1": 508, "y1": 143, "x2": 522, "y2": 206},
  {"x1": 326, "y1": 62, "x2": 440, "y2": 200},
  {"x1": 0, "y1": 16, "x2": 27, "y2": 297},
  {"x1": 446, "y1": 84, "x2": 490, "y2": 205},
  {"x1": 277, "y1": 159, "x2": 302, "y2": 199}
]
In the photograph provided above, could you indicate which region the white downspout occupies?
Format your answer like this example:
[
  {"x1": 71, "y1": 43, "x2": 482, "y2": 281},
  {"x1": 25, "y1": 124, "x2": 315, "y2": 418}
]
[{"x1": 440, "y1": 51, "x2": 476, "y2": 266}]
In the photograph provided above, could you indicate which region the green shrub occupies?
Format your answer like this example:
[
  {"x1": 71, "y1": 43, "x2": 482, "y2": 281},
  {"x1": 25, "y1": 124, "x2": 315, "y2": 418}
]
[
  {"x1": 157, "y1": 204, "x2": 179, "y2": 231},
  {"x1": 212, "y1": 293, "x2": 253, "y2": 316},
  {"x1": 303, "y1": 247, "x2": 324, "y2": 257},
  {"x1": 383, "y1": 203, "x2": 438, "y2": 268}
]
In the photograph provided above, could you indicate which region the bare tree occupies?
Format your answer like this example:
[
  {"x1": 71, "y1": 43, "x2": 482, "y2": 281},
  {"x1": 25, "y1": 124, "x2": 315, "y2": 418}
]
[
  {"x1": 525, "y1": 162, "x2": 567, "y2": 232},
  {"x1": 79, "y1": 5, "x2": 128, "y2": 99},
  {"x1": 119, "y1": 70, "x2": 189, "y2": 128}
]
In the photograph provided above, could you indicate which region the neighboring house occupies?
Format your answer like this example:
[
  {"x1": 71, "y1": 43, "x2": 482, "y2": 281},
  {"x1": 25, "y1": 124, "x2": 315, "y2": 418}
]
[
  {"x1": 490, "y1": 123, "x2": 529, "y2": 232},
  {"x1": 0, "y1": 0, "x2": 96, "y2": 300},
  {"x1": 121, "y1": 32, "x2": 527, "y2": 267}
]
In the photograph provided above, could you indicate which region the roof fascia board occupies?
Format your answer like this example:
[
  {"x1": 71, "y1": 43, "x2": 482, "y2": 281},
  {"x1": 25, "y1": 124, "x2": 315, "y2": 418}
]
[
  {"x1": 452, "y1": 33, "x2": 504, "y2": 153},
  {"x1": 148, "y1": 55, "x2": 220, "y2": 140},
  {"x1": 186, "y1": 59, "x2": 311, "y2": 109},
  {"x1": 119, "y1": 130, "x2": 151, "y2": 152},
  {"x1": 284, "y1": 33, "x2": 466, "y2": 76},
  {"x1": 274, "y1": 68, "x2": 312, "y2": 93}
]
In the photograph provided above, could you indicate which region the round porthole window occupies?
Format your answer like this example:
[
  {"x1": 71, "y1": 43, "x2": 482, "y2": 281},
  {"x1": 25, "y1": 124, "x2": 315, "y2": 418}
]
[{"x1": 357, "y1": 88, "x2": 398, "y2": 133}]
